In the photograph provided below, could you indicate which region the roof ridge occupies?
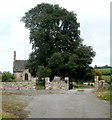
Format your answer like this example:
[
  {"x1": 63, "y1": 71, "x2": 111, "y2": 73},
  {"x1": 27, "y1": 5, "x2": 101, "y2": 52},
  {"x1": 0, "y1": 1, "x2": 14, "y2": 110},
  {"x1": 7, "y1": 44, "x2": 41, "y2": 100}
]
[{"x1": 15, "y1": 60, "x2": 27, "y2": 61}]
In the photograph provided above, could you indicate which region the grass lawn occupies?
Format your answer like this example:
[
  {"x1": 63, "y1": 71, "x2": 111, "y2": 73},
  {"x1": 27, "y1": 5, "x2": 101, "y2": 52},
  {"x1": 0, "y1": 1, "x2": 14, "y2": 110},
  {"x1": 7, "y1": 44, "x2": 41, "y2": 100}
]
[
  {"x1": 93, "y1": 89, "x2": 111, "y2": 104},
  {"x1": 1, "y1": 79, "x2": 32, "y2": 82},
  {"x1": 102, "y1": 75, "x2": 110, "y2": 80},
  {"x1": 14, "y1": 80, "x2": 32, "y2": 82},
  {"x1": 36, "y1": 83, "x2": 45, "y2": 89},
  {"x1": 102, "y1": 75, "x2": 111, "y2": 84},
  {"x1": 100, "y1": 90, "x2": 110, "y2": 102}
]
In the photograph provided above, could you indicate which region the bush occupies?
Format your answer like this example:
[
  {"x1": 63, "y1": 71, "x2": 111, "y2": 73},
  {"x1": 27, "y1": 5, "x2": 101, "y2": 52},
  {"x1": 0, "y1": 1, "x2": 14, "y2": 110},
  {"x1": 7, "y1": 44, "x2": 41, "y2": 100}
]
[
  {"x1": 100, "y1": 90, "x2": 110, "y2": 102},
  {"x1": 93, "y1": 69, "x2": 102, "y2": 79},
  {"x1": 2, "y1": 72, "x2": 15, "y2": 82}
]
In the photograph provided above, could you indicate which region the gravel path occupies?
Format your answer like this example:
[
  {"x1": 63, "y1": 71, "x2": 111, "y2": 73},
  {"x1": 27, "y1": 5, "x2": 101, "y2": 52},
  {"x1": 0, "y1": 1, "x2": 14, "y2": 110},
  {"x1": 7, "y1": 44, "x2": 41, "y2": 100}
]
[{"x1": 23, "y1": 89, "x2": 110, "y2": 118}]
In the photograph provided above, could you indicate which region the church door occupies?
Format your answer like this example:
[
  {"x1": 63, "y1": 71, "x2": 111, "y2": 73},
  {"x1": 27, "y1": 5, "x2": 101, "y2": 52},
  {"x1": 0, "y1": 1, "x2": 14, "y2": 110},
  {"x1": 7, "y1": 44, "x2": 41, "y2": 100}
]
[{"x1": 25, "y1": 73, "x2": 28, "y2": 80}]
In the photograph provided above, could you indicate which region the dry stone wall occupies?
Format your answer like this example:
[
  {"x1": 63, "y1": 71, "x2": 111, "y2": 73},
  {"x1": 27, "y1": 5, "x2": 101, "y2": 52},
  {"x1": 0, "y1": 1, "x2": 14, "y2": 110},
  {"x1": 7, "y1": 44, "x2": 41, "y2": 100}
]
[
  {"x1": 45, "y1": 77, "x2": 69, "y2": 90},
  {"x1": 0, "y1": 82, "x2": 36, "y2": 90},
  {"x1": 94, "y1": 76, "x2": 110, "y2": 91},
  {"x1": 0, "y1": 76, "x2": 69, "y2": 90}
]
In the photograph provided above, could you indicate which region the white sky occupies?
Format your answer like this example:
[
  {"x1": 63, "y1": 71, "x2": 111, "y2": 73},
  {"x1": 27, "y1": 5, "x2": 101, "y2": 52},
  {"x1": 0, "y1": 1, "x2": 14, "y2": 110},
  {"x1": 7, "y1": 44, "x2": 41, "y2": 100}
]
[{"x1": 0, "y1": 0, "x2": 110, "y2": 73}]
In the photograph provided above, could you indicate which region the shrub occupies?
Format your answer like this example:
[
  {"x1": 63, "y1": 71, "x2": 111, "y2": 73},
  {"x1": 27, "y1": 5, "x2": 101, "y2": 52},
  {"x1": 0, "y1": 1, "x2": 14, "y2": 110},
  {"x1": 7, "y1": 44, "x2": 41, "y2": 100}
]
[
  {"x1": 100, "y1": 90, "x2": 110, "y2": 102},
  {"x1": 93, "y1": 69, "x2": 102, "y2": 79},
  {"x1": 2, "y1": 72, "x2": 15, "y2": 82}
]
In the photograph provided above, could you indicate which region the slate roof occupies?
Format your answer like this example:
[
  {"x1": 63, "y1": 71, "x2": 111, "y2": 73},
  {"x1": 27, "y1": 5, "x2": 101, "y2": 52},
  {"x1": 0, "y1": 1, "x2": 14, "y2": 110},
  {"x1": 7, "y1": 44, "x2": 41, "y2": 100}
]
[{"x1": 13, "y1": 60, "x2": 28, "y2": 72}]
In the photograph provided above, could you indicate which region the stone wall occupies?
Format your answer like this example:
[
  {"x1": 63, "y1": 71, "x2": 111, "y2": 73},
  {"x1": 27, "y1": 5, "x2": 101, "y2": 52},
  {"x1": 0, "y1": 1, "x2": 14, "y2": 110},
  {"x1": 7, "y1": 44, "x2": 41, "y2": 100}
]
[
  {"x1": 45, "y1": 77, "x2": 69, "y2": 90},
  {"x1": 0, "y1": 82, "x2": 36, "y2": 90},
  {"x1": 94, "y1": 76, "x2": 110, "y2": 91},
  {"x1": 0, "y1": 76, "x2": 69, "y2": 90}
]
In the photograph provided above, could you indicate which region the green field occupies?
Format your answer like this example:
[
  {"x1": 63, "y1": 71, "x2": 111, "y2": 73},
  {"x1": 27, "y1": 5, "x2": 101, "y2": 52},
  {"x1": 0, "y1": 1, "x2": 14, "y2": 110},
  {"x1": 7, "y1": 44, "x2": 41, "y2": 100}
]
[
  {"x1": 96, "y1": 68, "x2": 111, "y2": 73},
  {"x1": 102, "y1": 75, "x2": 111, "y2": 84},
  {"x1": 102, "y1": 75, "x2": 110, "y2": 80}
]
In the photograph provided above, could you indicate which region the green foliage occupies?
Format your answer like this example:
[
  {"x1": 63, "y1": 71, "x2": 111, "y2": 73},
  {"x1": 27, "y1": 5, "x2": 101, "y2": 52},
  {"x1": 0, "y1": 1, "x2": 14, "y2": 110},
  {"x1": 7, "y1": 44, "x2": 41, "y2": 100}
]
[
  {"x1": 21, "y1": 3, "x2": 81, "y2": 67},
  {"x1": 93, "y1": 69, "x2": 102, "y2": 76},
  {"x1": 0, "y1": 76, "x2": 2, "y2": 80},
  {"x1": 110, "y1": 68, "x2": 112, "y2": 74},
  {"x1": 48, "y1": 52, "x2": 69, "y2": 78},
  {"x1": 21, "y1": 3, "x2": 95, "y2": 82},
  {"x1": 102, "y1": 75, "x2": 111, "y2": 85},
  {"x1": 100, "y1": 90, "x2": 110, "y2": 103},
  {"x1": 37, "y1": 66, "x2": 51, "y2": 78},
  {"x1": 2, "y1": 72, "x2": 15, "y2": 82}
]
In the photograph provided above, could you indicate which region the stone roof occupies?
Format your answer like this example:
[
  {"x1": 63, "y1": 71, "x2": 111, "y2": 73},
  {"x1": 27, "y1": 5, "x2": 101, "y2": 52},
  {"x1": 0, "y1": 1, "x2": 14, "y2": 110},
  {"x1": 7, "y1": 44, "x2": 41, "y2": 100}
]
[{"x1": 13, "y1": 60, "x2": 28, "y2": 72}]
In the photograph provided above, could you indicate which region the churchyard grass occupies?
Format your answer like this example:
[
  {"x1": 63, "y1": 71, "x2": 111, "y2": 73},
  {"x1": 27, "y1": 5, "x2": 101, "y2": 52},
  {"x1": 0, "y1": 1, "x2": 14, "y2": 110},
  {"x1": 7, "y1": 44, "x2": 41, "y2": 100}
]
[
  {"x1": 36, "y1": 83, "x2": 45, "y2": 89},
  {"x1": 15, "y1": 79, "x2": 32, "y2": 82}
]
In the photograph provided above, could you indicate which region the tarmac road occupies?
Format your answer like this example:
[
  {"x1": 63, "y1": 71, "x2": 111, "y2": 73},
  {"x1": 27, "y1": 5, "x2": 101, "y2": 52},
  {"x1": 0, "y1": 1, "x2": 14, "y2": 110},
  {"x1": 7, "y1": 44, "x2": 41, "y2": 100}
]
[{"x1": 24, "y1": 89, "x2": 110, "y2": 118}]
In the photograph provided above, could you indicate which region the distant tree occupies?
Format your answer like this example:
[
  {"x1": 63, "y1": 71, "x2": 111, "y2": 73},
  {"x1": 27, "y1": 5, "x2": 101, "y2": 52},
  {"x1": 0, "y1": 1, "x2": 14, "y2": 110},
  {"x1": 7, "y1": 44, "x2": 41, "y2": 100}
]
[
  {"x1": 2, "y1": 72, "x2": 15, "y2": 82},
  {"x1": 94, "y1": 65, "x2": 97, "y2": 69},
  {"x1": 21, "y1": 3, "x2": 95, "y2": 82}
]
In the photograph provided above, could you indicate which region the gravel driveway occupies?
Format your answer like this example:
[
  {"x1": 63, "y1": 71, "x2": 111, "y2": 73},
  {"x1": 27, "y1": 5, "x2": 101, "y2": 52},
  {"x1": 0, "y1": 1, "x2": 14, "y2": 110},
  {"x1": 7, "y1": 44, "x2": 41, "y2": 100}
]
[{"x1": 22, "y1": 89, "x2": 110, "y2": 118}]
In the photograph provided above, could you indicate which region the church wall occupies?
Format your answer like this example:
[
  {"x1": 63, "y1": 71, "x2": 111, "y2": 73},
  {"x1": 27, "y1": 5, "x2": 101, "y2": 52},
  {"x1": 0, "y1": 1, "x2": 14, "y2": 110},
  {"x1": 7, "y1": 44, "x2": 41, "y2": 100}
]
[
  {"x1": 14, "y1": 70, "x2": 32, "y2": 81},
  {"x1": 14, "y1": 72, "x2": 22, "y2": 80},
  {"x1": 22, "y1": 69, "x2": 32, "y2": 81}
]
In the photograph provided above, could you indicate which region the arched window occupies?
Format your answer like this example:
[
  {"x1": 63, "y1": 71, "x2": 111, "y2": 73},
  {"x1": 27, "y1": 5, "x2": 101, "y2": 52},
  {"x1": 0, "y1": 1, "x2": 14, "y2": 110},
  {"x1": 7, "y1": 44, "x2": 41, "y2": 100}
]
[{"x1": 25, "y1": 73, "x2": 28, "y2": 80}]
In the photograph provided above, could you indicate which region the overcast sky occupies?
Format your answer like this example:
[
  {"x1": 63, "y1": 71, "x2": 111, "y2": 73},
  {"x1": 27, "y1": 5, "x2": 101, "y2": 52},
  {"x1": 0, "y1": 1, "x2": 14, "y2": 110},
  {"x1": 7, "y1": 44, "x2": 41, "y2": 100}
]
[{"x1": 0, "y1": 0, "x2": 110, "y2": 73}]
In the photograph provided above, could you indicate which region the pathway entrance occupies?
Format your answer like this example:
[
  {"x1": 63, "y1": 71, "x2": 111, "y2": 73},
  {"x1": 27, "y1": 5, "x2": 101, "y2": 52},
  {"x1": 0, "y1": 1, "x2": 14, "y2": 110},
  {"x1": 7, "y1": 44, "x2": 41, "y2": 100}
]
[{"x1": 24, "y1": 89, "x2": 110, "y2": 118}]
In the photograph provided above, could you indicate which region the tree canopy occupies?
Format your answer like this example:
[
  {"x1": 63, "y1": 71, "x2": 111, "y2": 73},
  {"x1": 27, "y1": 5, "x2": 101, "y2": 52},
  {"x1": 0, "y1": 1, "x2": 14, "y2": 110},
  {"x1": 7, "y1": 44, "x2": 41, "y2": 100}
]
[{"x1": 21, "y1": 3, "x2": 95, "y2": 82}]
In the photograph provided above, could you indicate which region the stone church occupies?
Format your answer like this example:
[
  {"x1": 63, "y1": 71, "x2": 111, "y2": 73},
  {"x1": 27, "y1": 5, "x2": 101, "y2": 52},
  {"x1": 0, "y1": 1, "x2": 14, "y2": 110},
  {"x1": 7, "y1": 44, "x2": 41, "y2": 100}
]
[
  {"x1": 13, "y1": 51, "x2": 69, "y2": 90},
  {"x1": 13, "y1": 51, "x2": 32, "y2": 81}
]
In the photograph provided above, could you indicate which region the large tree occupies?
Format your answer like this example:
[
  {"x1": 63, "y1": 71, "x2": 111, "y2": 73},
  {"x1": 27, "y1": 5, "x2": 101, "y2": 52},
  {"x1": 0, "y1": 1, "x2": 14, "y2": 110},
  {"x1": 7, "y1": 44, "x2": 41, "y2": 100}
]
[{"x1": 21, "y1": 3, "x2": 95, "y2": 82}]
